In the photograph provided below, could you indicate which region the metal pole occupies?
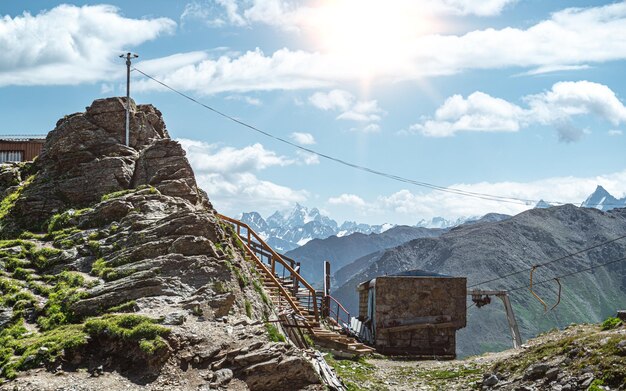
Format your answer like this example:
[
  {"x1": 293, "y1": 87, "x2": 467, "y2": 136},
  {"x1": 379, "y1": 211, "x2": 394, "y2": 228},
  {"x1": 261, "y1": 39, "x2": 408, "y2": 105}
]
[
  {"x1": 323, "y1": 261, "x2": 331, "y2": 318},
  {"x1": 119, "y1": 52, "x2": 138, "y2": 147}
]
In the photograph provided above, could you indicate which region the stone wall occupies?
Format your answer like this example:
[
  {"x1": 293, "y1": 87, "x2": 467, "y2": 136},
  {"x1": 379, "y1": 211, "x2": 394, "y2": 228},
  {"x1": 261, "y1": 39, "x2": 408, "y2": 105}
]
[{"x1": 370, "y1": 276, "x2": 466, "y2": 357}]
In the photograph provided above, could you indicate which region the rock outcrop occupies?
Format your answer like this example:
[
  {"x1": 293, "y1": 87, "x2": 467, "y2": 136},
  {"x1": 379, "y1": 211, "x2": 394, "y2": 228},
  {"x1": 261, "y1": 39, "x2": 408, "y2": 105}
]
[{"x1": 0, "y1": 98, "x2": 322, "y2": 390}]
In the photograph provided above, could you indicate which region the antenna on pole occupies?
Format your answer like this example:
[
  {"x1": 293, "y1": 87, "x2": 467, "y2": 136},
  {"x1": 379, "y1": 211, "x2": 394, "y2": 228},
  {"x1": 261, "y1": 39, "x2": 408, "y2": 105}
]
[{"x1": 119, "y1": 52, "x2": 138, "y2": 147}]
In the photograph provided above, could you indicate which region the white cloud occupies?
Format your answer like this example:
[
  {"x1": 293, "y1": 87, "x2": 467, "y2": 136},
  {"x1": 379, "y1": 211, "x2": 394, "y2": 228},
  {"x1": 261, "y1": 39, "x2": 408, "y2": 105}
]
[
  {"x1": 296, "y1": 150, "x2": 320, "y2": 165},
  {"x1": 329, "y1": 169, "x2": 626, "y2": 225},
  {"x1": 609, "y1": 129, "x2": 623, "y2": 136},
  {"x1": 133, "y1": 48, "x2": 334, "y2": 94},
  {"x1": 100, "y1": 83, "x2": 114, "y2": 94},
  {"x1": 361, "y1": 124, "x2": 381, "y2": 133},
  {"x1": 290, "y1": 132, "x2": 316, "y2": 145},
  {"x1": 308, "y1": 89, "x2": 385, "y2": 131},
  {"x1": 525, "y1": 81, "x2": 626, "y2": 126},
  {"x1": 136, "y1": 51, "x2": 210, "y2": 75},
  {"x1": 437, "y1": 0, "x2": 517, "y2": 16},
  {"x1": 189, "y1": 0, "x2": 517, "y2": 31},
  {"x1": 181, "y1": 1, "x2": 246, "y2": 27},
  {"x1": 337, "y1": 100, "x2": 384, "y2": 122},
  {"x1": 136, "y1": 3, "x2": 626, "y2": 93},
  {"x1": 225, "y1": 94, "x2": 262, "y2": 106},
  {"x1": 517, "y1": 64, "x2": 591, "y2": 76},
  {"x1": 328, "y1": 194, "x2": 367, "y2": 208},
  {"x1": 177, "y1": 138, "x2": 308, "y2": 215},
  {"x1": 178, "y1": 139, "x2": 292, "y2": 173},
  {"x1": 409, "y1": 81, "x2": 626, "y2": 141},
  {"x1": 309, "y1": 89, "x2": 353, "y2": 111},
  {"x1": 196, "y1": 171, "x2": 308, "y2": 214},
  {"x1": 0, "y1": 4, "x2": 175, "y2": 86}
]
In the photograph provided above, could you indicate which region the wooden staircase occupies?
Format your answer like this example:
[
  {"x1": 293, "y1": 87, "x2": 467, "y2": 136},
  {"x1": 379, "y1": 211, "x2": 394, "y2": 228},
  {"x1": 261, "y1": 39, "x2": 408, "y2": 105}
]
[{"x1": 218, "y1": 214, "x2": 374, "y2": 356}]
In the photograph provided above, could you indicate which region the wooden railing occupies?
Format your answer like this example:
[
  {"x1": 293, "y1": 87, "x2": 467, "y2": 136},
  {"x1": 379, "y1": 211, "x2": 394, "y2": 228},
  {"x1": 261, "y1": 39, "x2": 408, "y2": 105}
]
[
  {"x1": 218, "y1": 213, "x2": 320, "y2": 324},
  {"x1": 326, "y1": 294, "x2": 351, "y2": 331}
]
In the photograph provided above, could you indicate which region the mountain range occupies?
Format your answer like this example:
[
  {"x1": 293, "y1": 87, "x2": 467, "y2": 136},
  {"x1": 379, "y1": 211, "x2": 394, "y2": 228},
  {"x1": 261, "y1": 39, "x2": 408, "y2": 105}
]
[
  {"x1": 241, "y1": 186, "x2": 626, "y2": 254},
  {"x1": 284, "y1": 225, "x2": 446, "y2": 284},
  {"x1": 240, "y1": 204, "x2": 394, "y2": 252},
  {"x1": 332, "y1": 204, "x2": 626, "y2": 357}
]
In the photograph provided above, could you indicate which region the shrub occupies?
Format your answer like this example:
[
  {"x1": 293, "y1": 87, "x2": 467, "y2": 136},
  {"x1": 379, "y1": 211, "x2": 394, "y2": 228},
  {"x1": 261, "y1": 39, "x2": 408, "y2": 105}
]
[{"x1": 601, "y1": 317, "x2": 622, "y2": 331}]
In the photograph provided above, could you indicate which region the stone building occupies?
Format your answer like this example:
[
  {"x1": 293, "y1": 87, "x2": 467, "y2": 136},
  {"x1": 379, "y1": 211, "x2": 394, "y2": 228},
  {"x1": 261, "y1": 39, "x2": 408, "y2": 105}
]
[
  {"x1": 357, "y1": 270, "x2": 466, "y2": 358},
  {"x1": 0, "y1": 135, "x2": 46, "y2": 163}
]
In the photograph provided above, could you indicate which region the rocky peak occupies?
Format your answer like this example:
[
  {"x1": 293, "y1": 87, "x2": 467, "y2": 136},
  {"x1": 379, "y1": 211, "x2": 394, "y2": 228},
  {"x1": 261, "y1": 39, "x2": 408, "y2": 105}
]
[
  {"x1": 0, "y1": 98, "x2": 323, "y2": 390},
  {"x1": 6, "y1": 97, "x2": 208, "y2": 234},
  {"x1": 581, "y1": 184, "x2": 626, "y2": 211}
]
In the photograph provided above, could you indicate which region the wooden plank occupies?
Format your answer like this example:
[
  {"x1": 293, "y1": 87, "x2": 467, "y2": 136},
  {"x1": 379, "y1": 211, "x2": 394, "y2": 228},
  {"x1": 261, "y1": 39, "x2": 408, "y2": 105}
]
[
  {"x1": 379, "y1": 322, "x2": 456, "y2": 333},
  {"x1": 382, "y1": 315, "x2": 451, "y2": 328}
]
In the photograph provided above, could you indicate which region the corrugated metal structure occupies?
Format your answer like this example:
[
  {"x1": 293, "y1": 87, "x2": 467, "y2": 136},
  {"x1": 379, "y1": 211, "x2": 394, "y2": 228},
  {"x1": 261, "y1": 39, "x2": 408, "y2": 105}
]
[{"x1": 0, "y1": 135, "x2": 46, "y2": 163}]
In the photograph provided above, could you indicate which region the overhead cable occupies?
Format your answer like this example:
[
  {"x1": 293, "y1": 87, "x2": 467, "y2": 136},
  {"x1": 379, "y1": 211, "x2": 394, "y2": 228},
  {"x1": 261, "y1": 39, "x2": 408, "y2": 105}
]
[
  {"x1": 469, "y1": 233, "x2": 626, "y2": 288},
  {"x1": 133, "y1": 67, "x2": 572, "y2": 206}
]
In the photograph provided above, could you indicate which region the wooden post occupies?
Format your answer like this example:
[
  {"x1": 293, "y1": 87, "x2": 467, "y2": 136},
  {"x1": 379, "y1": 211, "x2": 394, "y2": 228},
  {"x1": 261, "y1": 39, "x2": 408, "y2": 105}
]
[{"x1": 322, "y1": 261, "x2": 331, "y2": 318}]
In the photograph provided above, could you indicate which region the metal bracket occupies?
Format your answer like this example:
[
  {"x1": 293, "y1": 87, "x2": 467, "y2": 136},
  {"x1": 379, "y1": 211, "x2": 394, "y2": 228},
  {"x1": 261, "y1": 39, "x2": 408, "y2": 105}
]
[
  {"x1": 529, "y1": 265, "x2": 548, "y2": 312},
  {"x1": 529, "y1": 265, "x2": 562, "y2": 312},
  {"x1": 549, "y1": 278, "x2": 561, "y2": 311}
]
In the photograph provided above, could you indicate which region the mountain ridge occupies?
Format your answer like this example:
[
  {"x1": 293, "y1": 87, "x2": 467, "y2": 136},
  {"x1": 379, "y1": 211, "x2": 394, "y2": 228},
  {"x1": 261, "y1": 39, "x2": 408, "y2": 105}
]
[{"x1": 332, "y1": 204, "x2": 626, "y2": 357}]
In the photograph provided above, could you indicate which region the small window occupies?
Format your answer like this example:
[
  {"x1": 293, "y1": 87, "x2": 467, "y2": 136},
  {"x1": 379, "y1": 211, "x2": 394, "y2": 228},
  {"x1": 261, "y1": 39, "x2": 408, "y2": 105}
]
[{"x1": 0, "y1": 151, "x2": 24, "y2": 163}]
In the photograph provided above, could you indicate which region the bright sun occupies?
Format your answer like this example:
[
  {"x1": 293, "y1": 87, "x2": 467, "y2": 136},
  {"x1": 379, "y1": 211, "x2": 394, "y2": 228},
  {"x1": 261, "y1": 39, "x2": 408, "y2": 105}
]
[{"x1": 307, "y1": 0, "x2": 437, "y2": 75}]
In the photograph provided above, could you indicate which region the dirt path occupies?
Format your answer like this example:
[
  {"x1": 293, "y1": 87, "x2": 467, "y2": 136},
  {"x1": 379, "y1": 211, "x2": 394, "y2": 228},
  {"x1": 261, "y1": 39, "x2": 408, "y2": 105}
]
[{"x1": 327, "y1": 347, "x2": 523, "y2": 390}]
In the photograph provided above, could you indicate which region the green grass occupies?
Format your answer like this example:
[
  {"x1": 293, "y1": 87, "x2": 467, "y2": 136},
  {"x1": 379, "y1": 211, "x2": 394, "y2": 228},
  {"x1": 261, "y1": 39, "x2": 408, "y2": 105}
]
[
  {"x1": 601, "y1": 317, "x2": 622, "y2": 330},
  {"x1": 100, "y1": 185, "x2": 157, "y2": 202},
  {"x1": 0, "y1": 175, "x2": 35, "y2": 222},
  {"x1": 36, "y1": 273, "x2": 87, "y2": 330},
  {"x1": 84, "y1": 314, "x2": 170, "y2": 354},
  {"x1": 106, "y1": 300, "x2": 137, "y2": 313},
  {"x1": 90, "y1": 257, "x2": 135, "y2": 281},
  {"x1": 264, "y1": 322, "x2": 286, "y2": 342},
  {"x1": 324, "y1": 355, "x2": 386, "y2": 391},
  {"x1": 46, "y1": 208, "x2": 92, "y2": 233},
  {"x1": 0, "y1": 314, "x2": 170, "y2": 379},
  {"x1": 253, "y1": 279, "x2": 271, "y2": 306},
  {"x1": 589, "y1": 379, "x2": 605, "y2": 391},
  {"x1": 0, "y1": 321, "x2": 87, "y2": 379},
  {"x1": 245, "y1": 299, "x2": 253, "y2": 318},
  {"x1": 31, "y1": 247, "x2": 62, "y2": 270}
]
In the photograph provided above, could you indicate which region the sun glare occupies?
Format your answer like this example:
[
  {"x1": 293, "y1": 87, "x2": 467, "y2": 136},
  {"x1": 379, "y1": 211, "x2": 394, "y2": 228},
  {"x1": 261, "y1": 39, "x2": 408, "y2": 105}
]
[{"x1": 308, "y1": 0, "x2": 437, "y2": 77}]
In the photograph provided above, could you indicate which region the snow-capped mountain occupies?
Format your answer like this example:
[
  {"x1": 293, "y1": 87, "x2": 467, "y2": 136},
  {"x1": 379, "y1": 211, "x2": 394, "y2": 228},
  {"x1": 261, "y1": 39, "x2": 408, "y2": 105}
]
[
  {"x1": 415, "y1": 216, "x2": 474, "y2": 229},
  {"x1": 240, "y1": 204, "x2": 394, "y2": 251},
  {"x1": 581, "y1": 185, "x2": 626, "y2": 211},
  {"x1": 240, "y1": 186, "x2": 626, "y2": 252},
  {"x1": 534, "y1": 199, "x2": 552, "y2": 209}
]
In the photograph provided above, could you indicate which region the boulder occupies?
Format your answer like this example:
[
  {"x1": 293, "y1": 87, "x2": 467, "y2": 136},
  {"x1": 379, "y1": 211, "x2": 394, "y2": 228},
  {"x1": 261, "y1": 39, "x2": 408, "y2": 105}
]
[{"x1": 523, "y1": 363, "x2": 550, "y2": 380}]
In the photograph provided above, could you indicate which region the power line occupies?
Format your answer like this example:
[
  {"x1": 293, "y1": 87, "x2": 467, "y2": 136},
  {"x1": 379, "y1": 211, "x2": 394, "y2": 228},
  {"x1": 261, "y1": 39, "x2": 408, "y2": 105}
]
[
  {"x1": 132, "y1": 67, "x2": 580, "y2": 207},
  {"x1": 469, "y1": 233, "x2": 626, "y2": 288}
]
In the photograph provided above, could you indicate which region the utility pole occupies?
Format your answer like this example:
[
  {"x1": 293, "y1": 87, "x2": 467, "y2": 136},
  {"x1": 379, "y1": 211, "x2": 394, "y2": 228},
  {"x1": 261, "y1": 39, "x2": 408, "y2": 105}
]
[{"x1": 119, "y1": 52, "x2": 138, "y2": 147}]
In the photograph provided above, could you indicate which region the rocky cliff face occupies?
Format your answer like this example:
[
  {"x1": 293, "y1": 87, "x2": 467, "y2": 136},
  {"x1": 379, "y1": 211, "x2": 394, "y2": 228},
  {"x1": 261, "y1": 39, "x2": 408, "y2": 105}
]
[{"x1": 0, "y1": 98, "x2": 322, "y2": 390}]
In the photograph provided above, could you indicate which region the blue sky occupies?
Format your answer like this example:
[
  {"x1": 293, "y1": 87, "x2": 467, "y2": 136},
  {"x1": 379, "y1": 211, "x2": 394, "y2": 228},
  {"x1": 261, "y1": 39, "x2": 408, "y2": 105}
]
[{"x1": 1, "y1": 0, "x2": 626, "y2": 225}]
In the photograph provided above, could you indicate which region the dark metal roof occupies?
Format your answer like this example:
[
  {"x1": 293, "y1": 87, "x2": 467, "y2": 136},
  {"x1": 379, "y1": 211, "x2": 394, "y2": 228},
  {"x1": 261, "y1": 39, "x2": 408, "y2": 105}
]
[
  {"x1": 389, "y1": 269, "x2": 451, "y2": 277},
  {"x1": 0, "y1": 135, "x2": 46, "y2": 142}
]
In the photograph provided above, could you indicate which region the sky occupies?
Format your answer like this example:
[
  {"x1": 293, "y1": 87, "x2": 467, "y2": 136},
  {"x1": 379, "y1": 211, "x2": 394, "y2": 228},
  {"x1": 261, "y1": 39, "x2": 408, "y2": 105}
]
[{"x1": 1, "y1": 0, "x2": 626, "y2": 225}]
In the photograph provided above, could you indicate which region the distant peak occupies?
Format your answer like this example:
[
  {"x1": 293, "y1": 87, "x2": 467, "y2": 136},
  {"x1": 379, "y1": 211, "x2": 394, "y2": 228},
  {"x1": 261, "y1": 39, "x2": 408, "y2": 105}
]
[
  {"x1": 535, "y1": 200, "x2": 551, "y2": 209},
  {"x1": 592, "y1": 185, "x2": 610, "y2": 195}
]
